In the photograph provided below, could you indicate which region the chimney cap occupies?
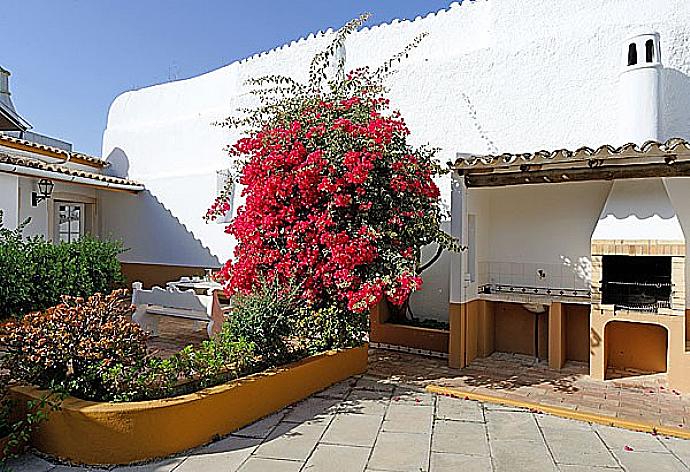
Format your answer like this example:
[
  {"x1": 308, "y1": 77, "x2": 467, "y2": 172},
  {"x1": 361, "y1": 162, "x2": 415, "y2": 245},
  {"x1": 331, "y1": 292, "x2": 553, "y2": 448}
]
[{"x1": 622, "y1": 32, "x2": 662, "y2": 71}]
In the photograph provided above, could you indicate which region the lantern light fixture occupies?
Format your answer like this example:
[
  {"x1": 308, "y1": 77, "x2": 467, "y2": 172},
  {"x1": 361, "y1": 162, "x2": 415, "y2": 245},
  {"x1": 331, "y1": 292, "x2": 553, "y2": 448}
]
[{"x1": 31, "y1": 178, "x2": 55, "y2": 206}]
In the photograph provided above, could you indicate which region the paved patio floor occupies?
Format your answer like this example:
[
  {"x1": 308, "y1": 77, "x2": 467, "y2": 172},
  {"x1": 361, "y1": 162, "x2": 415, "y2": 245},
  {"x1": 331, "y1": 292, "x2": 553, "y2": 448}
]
[
  {"x1": 8, "y1": 374, "x2": 690, "y2": 472},
  {"x1": 148, "y1": 321, "x2": 690, "y2": 432},
  {"x1": 368, "y1": 349, "x2": 690, "y2": 432}
]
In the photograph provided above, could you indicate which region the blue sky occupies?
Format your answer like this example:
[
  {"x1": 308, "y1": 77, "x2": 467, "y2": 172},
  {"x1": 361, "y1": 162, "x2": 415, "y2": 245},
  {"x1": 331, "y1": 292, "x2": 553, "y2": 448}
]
[{"x1": 1, "y1": 1, "x2": 453, "y2": 156}]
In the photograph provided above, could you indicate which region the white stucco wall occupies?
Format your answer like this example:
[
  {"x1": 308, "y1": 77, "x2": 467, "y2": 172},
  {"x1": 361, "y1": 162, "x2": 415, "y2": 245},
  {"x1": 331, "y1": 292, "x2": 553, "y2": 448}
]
[
  {"x1": 3, "y1": 176, "x2": 98, "y2": 240},
  {"x1": 102, "y1": 0, "x2": 690, "y2": 319},
  {"x1": 466, "y1": 182, "x2": 611, "y2": 298},
  {"x1": 18, "y1": 177, "x2": 48, "y2": 238},
  {"x1": 0, "y1": 174, "x2": 18, "y2": 229}
]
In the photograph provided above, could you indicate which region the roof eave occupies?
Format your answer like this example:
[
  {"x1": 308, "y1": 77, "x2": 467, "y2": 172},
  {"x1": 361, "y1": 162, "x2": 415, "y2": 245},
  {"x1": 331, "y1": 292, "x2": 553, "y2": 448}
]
[
  {"x1": 0, "y1": 161, "x2": 144, "y2": 193},
  {"x1": 0, "y1": 103, "x2": 31, "y2": 132}
]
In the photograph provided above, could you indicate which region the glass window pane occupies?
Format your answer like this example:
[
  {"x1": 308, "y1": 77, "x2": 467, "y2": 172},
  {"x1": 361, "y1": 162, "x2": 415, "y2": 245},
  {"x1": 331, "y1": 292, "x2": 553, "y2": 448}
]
[
  {"x1": 55, "y1": 203, "x2": 84, "y2": 243},
  {"x1": 58, "y1": 205, "x2": 70, "y2": 232},
  {"x1": 70, "y1": 206, "x2": 81, "y2": 234}
]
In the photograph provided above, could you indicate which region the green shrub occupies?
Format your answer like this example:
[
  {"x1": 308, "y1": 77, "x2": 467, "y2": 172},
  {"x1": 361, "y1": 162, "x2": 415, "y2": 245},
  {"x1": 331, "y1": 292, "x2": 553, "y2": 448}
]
[
  {"x1": 100, "y1": 328, "x2": 256, "y2": 402},
  {"x1": 228, "y1": 279, "x2": 302, "y2": 366},
  {"x1": 295, "y1": 304, "x2": 368, "y2": 355},
  {"x1": 227, "y1": 278, "x2": 368, "y2": 363},
  {"x1": 0, "y1": 211, "x2": 125, "y2": 319}
]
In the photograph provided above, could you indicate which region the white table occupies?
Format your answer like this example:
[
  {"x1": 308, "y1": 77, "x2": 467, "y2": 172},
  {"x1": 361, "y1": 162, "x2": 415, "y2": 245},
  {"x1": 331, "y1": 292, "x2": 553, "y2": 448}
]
[{"x1": 166, "y1": 277, "x2": 224, "y2": 295}]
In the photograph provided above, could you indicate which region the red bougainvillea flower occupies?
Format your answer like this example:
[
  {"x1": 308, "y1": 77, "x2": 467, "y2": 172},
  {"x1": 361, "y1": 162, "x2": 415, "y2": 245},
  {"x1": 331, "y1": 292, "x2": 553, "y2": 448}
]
[{"x1": 208, "y1": 63, "x2": 450, "y2": 315}]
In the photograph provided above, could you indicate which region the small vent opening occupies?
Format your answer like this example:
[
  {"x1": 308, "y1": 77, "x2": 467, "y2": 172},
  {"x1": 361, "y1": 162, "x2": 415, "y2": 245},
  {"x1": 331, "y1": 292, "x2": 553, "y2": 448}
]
[
  {"x1": 645, "y1": 39, "x2": 655, "y2": 63},
  {"x1": 627, "y1": 43, "x2": 638, "y2": 66}
]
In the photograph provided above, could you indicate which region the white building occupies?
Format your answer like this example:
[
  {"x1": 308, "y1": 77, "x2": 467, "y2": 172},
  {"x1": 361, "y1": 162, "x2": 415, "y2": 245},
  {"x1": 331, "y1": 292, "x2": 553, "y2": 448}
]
[
  {"x1": 0, "y1": 67, "x2": 143, "y2": 246},
  {"x1": 101, "y1": 0, "x2": 690, "y2": 388}
]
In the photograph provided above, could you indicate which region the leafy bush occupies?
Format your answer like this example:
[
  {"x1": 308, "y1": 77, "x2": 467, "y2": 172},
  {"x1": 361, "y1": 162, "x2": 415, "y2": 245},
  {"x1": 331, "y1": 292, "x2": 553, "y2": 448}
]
[
  {"x1": 100, "y1": 328, "x2": 256, "y2": 402},
  {"x1": 227, "y1": 278, "x2": 367, "y2": 364},
  {"x1": 1, "y1": 289, "x2": 256, "y2": 403},
  {"x1": 228, "y1": 279, "x2": 301, "y2": 366},
  {"x1": 0, "y1": 290, "x2": 149, "y2": 401},
  {"x1": 295, "y1": 304, "x2": 369, "y2": 355},
  {"x1": 0, "y1": 212, "x2": 125, "y2": 318}
]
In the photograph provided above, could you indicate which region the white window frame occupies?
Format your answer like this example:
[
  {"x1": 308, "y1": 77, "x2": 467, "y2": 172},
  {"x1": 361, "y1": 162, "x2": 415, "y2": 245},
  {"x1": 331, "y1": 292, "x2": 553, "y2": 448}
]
[
  {"x1": 54, "y1": 201, "x2": 85, "y2": 243},
  {"x1": 215, "y1": 169, "x2": 235, "y2": 224}
]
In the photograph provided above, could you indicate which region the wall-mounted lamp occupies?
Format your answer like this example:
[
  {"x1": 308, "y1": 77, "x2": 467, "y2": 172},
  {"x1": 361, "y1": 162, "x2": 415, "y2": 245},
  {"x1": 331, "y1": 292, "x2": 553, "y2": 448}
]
[{"x1": 31, "y1": 178, "x2": 55, "y2": 206}]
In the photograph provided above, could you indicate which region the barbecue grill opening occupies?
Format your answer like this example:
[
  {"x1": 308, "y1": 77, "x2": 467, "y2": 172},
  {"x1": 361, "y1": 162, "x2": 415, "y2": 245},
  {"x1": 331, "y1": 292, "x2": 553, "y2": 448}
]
[{"x1": 601, "y1": 255, "x2": 672, "y2": 312}]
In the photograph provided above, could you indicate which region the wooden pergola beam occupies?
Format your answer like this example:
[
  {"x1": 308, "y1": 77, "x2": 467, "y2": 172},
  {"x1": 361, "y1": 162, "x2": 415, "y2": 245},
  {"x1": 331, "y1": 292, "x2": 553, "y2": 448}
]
[{"x1": 463, "y1": 161, "x2": 690, "y2": 187}]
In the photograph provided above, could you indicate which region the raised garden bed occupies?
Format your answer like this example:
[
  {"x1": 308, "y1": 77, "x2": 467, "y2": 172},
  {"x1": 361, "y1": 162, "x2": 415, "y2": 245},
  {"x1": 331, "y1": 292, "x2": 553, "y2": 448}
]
[
  {"x1": 11, "y1": 344, "x2": 368, "y2": 466},
  {"x1": 370, "y1": 302, "x2": 449, "y2": 354},
  {"x1": 394, "y1": 318, "x2": 449, "y2": 331}
]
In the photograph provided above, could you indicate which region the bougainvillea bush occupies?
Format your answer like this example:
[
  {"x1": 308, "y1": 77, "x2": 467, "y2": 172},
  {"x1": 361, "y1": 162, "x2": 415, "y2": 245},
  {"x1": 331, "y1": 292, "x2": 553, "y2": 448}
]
[{"x1": 207, "y1": 15, "x2": 457, "y2": 339}]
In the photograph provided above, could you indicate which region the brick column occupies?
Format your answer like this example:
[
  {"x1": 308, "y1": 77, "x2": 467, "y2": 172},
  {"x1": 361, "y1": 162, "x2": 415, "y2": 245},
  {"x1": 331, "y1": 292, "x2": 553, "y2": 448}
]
[{"x1": 548, "y1": 302, "x2": 566, "y2": 369}]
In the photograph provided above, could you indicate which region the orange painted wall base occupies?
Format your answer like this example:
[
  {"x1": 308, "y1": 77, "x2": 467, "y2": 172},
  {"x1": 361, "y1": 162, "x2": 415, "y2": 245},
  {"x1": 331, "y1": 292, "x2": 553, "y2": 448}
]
[
  {"x1": 448, "y1": 300, "x2": 591, "y2": 371},
  {"x1": 370, "y1": 302, "x2": 449, "y2": 354},
  {"x1": 12, "y1": 345, "x2": 368, "y2": 466}
]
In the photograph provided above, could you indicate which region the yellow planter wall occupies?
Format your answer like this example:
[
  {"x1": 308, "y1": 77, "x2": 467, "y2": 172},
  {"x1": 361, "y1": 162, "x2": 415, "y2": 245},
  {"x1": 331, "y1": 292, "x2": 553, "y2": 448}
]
[{"x1": 12, "y1": 345, "x2": 368, "y2": 465}]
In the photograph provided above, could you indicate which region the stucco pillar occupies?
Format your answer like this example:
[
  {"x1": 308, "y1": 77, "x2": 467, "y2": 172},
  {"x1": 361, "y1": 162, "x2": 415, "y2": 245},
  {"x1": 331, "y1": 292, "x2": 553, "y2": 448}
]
[
  {"x1": 449, "y1": 172, "x2": 465, "y2": 304},
  {"x1": 590, "y1": 311, "x2": 606, "y2": 380},
  {"x1": 478, "y1": 300, "x2": 495, "y2": 358},
  {"x1": 548, "y1": 302, "x2": 566, "y2": 369},
  {"x1": 449, "y1": 303, "x2": 465, "y2": 369},
  {"x1": 448, "y1": 172, "x2": 466, "y2": 368}
]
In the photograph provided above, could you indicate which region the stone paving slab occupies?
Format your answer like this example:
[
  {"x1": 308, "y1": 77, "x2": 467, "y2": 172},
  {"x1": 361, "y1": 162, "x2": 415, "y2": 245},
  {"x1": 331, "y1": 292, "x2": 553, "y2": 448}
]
[
  {"x1": 321, "y1": 412, "x2": 383, "y2": 447},
  {"x1": 381, "y1": 402, "x2": 433, "y2": 434},
  {"x1": 367, "y1": 430, "x2": 430, "y2": 472},
  {"x1": 304, "y1": 444, "x2": 370, "y2": 472},
  {"x1": 490, "y1": 439, "x2": 558, "y2": 472},
  {"x1": 430, "y1": 451, "x2": 493, "y2": 472},
  {"x1": 255, "y1": 420, "x2": 328, "y2": 461},
  {"x1": 432, "y1": 419, "x2": 490, "y2": 456},
  {"x1": 542, "y1": 428, "x2": 620, "y2": 468},
  {"x1": 8, "y1": 374, "x2": 690, "y2": 472},
  {"x1": 436, "y1": 394, "x2": 485, "y2": 422}
]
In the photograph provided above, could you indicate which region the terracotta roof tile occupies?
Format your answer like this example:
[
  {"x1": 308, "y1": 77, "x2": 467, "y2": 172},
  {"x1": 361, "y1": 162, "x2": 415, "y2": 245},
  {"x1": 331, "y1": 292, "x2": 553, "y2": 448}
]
[
  {"x1": 0, "y1": 150, "x2": 142, "y2": 189},
  {"x1": 0, "y1": 134, "x2": 107, "y2": 167},
  {"x1": 454, "y1": 138, "x2": 690, "y2": 170}
]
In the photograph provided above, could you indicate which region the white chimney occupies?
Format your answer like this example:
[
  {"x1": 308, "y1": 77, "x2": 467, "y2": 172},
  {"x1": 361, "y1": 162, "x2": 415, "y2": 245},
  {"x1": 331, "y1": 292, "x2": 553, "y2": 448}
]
[
  {"x1": 0, "y1": 66, "x2": 16, "y2": 113},
  {"x1": 618, "y1": 33, "x2": 662, "y2": 145}
]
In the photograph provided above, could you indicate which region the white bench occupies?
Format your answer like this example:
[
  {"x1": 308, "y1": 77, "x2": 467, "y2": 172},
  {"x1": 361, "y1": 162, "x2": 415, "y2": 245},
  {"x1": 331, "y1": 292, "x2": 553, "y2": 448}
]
[{"x1": 131, "y1": 282, "x2": 225, "y2": 337}]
